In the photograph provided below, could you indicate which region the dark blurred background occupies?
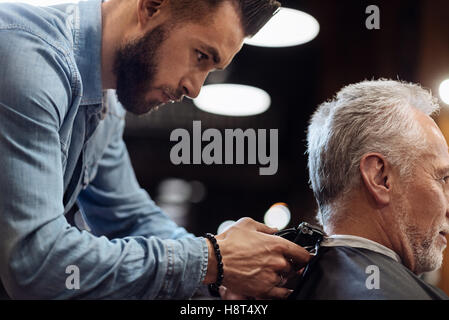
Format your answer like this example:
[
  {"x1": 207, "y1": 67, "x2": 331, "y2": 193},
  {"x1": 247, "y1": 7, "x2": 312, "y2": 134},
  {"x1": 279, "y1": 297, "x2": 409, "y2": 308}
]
[{"x1": 122, "y1": 0, "x2": 449, "y2": 292}]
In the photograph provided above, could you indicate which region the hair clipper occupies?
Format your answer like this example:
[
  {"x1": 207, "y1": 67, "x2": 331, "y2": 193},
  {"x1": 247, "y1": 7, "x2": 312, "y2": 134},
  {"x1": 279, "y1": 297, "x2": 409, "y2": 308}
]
[{"x1": 275, "y1": 222, "x2": 326, "y2": 254}]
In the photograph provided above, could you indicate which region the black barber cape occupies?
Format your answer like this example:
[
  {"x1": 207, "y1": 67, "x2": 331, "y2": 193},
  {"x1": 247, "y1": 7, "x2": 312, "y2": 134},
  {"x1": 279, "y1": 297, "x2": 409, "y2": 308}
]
[{"x1": 290, "y1": 246, "x2": 449, "y2": 300}]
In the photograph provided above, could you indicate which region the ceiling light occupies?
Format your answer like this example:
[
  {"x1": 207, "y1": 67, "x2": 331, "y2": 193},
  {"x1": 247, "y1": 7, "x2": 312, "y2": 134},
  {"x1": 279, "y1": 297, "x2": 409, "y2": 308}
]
[
  {"x1": 245, "y1": 8, "x2": 320, "y2": 48},
  {"x1": 217, "y1": 220, "x2": 236, "y2": 235},
  {"x1": 439, "y1": 79, "x2": 449, "y2": 105},
  {"x1": 264, "y1": 203, "x2": 291, "y2": 230},
  {"x1": 193, "y1": 84, "x2": 271, "y2": 117}
]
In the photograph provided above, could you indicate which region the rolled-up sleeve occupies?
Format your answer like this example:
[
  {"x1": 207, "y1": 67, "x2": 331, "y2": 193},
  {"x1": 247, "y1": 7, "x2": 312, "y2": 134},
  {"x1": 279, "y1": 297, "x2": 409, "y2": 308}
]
[{"x1": 0, "y1": 29, "x2": 208, "y2": 299}]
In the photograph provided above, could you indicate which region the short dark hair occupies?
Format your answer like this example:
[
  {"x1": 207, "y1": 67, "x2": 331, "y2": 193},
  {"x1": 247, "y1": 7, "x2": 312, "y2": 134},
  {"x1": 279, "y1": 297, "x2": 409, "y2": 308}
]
[{"x1": 169, "y1": 0, "x2": 281, "y2": 37}]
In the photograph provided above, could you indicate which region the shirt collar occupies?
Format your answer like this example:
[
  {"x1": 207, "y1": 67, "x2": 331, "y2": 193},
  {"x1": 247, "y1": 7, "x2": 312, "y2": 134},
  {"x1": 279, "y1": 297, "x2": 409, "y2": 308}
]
[
  {"x1": 321, "y1": 234, "x2": 402, "y2": 264},
  {"x1": 74, "y1": 0, "x2": 104, "y2": 106}
]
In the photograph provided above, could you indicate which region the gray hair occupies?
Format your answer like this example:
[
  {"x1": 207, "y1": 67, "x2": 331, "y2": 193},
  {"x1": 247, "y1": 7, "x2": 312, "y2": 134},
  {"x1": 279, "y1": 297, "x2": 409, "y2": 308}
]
[{"x1": 307, "y1": 79, "x2": 440, "y2": 226}]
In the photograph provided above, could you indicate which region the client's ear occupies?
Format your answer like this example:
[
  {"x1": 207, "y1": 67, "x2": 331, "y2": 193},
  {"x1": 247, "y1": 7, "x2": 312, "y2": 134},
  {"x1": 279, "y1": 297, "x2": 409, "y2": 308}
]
[{"x1": 359, "y1": 153, "x2": 391, "y2": 206}]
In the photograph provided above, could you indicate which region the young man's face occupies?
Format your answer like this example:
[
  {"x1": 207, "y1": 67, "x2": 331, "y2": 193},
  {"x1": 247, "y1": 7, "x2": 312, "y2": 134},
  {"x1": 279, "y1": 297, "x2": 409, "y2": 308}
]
[{"x1": 113, "y1": 1, "x2": 245, "y2": 115}]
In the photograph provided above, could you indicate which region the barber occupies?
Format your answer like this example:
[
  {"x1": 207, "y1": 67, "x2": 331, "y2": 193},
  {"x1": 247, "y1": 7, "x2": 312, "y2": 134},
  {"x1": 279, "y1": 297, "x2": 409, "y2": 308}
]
[{"x1": 0, "y1": 0, "x2": 310, "y2": 299}]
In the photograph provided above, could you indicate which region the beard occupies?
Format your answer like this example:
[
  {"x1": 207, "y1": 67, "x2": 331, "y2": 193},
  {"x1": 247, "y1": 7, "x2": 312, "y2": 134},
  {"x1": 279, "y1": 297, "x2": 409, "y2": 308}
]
[
  {"x1": 395, "y1": 196, "x2": 446, "y2": 274},
  {"x1": 390, "y1": 182, "x2": 446, "y2": 275},
  {"x1": 402, "y1": 224, "x2": 444, "y2": 275},
  {"x1": 113, "y1": 24, "x2": 167, "y2": 115}
]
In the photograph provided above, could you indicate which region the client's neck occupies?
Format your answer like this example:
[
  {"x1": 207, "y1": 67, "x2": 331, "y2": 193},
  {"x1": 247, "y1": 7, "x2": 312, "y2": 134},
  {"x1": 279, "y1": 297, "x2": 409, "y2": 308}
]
[
  {"x1": 324, "y1": 205, "x2": 415, "y2": 271},
  {"x1": 325, "y1": 215, "x2": 394, "y2": 249}
]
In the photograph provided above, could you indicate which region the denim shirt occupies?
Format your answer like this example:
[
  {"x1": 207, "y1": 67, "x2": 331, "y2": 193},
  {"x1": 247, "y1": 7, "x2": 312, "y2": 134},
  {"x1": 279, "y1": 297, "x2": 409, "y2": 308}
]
[{"x1": 0, "y1": 0, "x2": 208, "y2": 299}]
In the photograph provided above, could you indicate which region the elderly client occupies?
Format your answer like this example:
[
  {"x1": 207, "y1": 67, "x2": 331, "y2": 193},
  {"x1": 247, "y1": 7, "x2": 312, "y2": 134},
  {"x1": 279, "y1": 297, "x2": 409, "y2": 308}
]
[{"x1": 293, "y1": 79, "x2": 449, "y2": 299}]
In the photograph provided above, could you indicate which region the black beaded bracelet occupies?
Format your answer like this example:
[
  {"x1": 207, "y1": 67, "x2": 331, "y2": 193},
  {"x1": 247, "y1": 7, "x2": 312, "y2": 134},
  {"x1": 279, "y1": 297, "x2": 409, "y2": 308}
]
[{"x1": 205, "y1": 233, "x2": 224, "y2": 295}]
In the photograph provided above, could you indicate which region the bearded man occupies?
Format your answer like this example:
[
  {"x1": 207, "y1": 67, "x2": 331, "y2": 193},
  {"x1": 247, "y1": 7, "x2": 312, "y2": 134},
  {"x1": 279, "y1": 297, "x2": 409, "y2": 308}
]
[{"x1": 0, "y1": 0, "x2": 310, "y2": 299}]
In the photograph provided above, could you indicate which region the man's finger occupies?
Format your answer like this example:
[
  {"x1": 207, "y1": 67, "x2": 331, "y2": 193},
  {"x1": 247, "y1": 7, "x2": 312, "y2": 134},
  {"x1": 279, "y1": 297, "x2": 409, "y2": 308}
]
[
  {"x1": 235, "y1": 217, "x2": 278, "y2": 234},
  {"x1": 219, "y1": 286, "x2": 248, "y2": 300},
  {"x1": 253, "y1": 221, "x2": 278, "y2": 234},
  {"x1": 260, "y1": 287, "x2": 293, "y2": 300},
  {"x1": 297, "y1": 267, "x2": 305, "y2": 276},
  {"x1": 281, "y1": 239, "x2": 312, "y2": 268},
  {"x1": 275, "y1": 257, "x2": 294, "y2": 275}
]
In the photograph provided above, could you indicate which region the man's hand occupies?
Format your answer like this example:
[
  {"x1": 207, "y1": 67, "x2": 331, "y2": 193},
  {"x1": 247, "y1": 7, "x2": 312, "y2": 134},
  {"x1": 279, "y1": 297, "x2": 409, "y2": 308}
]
[{"x1": 203, "y1": 217, "x2": 311, "y2": 299}]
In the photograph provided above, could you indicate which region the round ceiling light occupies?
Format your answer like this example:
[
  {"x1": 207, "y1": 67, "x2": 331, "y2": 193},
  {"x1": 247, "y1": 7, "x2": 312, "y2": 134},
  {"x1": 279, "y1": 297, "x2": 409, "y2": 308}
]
[
  {"x1": 264, "y1": 203, "x2": 291, "y2": 230},
  {"x1": 193, "y1": 84, "x2": 271, "y2": 117},
  {"x1": 217, "y1": 220, "x2": 236, "y2": 235},
  {"x1": 245, "y1": 8, "x2": 320, "y2": 48},
  {"x1": 439, "y1": 79, "x2": 449, "y2": 105}
]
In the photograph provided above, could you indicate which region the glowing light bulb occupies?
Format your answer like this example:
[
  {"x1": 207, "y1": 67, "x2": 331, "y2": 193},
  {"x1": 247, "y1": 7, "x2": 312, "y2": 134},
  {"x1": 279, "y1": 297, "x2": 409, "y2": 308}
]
[
  {"x1": 264, "y1": 203, "x2": 291, "y2": 230},
  {"x1": 245, "y1": 8, "x2": 320, "y2": 48},
  {"x1": 217, "y1": 220, "x2": 236, "y2": 235},
  {"x1": 193, "y1": 84, "x2": 271, "y2": 117},
  {"x1": 439, "y1": 79, "x2": 449, "y2": 105}
]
